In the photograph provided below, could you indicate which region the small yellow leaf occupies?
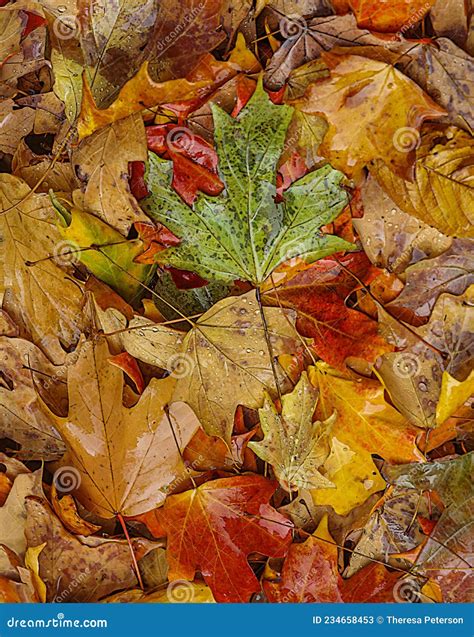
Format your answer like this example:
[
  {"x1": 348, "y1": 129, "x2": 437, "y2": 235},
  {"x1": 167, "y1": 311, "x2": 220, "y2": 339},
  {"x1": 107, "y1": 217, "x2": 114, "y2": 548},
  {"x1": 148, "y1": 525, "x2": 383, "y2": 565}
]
[
  {"x1": 312, "y1": 441, "x2": 385, "y2": 515},
  {"x1": 314, "y1": 513, "x2": 335, "y2": 545},
  {"x1": 249, "y1": 372, "x2": 335, "y2": 491},
  {"x1": 51, "y1": 484, "x2": 101, "y2": 537},
  {"x1": 227, "y1": 33, "x2": 261, "y2": 71},
  {"x1": 422, "y1": 579, "x2": 443, "y2": 603},
  {"x1": 24, "y1": 543, "x2": 47, "y2": 603},
  {"x1": 436, "y1": 370, "x2": 474, "y2": 425}
]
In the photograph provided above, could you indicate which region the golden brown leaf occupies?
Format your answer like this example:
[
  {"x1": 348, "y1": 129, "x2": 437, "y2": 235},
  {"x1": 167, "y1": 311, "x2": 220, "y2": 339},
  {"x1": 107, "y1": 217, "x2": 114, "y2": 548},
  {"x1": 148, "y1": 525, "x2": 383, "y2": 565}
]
[
  {"x1": 372, "y1": 126, "x2": 474, "y2": 237},
  {"x1": 77, "y1": 63, "x2": 208, "y2": 139},
  {"x1": 293, "y1": 53, "x2": 446, "y2": 179},
  {"x1": 51, "y1": 338, "x2": 200, "y2": 518}
]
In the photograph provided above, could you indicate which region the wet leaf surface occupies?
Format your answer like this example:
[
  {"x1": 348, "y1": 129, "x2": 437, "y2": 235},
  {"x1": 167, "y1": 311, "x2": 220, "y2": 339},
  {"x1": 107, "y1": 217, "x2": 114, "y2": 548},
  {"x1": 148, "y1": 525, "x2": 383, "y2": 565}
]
[{"x1": 0, "y1": 0, "x2": 472, "y2": 606}]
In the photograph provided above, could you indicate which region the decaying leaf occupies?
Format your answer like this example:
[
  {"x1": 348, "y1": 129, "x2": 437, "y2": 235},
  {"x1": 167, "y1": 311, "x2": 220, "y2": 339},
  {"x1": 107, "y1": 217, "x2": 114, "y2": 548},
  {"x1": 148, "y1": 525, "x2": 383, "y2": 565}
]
[
  {"x1": 25, "y1": 496, "x2": 156, "y2": 602},
  {"x1": 430, "y1": 0, "x2": 471, "y2": 48},
  {"x1": 355, "y1": 175, "x2": 452, "y2": 273},
  {"x1": 0, "y1": 0, "x2": 472, "y2": 608},
  {"x1": 50, "y1": 484, "x2": 101, "y2": 536},
  {"x1": 0, "y1": 337, "x2": 66, "y2": 460},
  {"x1": 398, "y1": 39, "x2": 474, "y2": 132},
  {"x1": 264, "y1": 513, "x2": 406, "y2": 602},
  {"x1": 344, "y1": 487, "x2": 433, "y2": 577},
  {"x1": 386, "y1": 239, "x2": 474, "y2": 325},
  {"x1": 384, "y1": 453, "x2": 474, "y2": 602},
  {"x1": 144, "y1": 0, "x2": 226, "y2": 83},
  {"x1": 377, "y1": 286, "x2": 473, "y2": 428},
  {"x1": 77, "y1": 63, "x2": 208, "y2": 139},
  {"x1": 77, "y1": 0, "x2": 158, "y2": 109},
  {"x1": 264, "y1": 14, "x2": 403, "y2": 90}
]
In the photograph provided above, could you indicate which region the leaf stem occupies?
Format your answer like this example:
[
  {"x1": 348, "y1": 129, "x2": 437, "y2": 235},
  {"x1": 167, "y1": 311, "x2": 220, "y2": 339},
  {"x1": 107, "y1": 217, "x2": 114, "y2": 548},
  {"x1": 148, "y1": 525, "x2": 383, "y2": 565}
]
[
  {"x1": 117, "y1": 513, "x2": 145, "y2": 591},
  {"x1": 256, "y1": 285, "x2": 283, "y2": 404}
]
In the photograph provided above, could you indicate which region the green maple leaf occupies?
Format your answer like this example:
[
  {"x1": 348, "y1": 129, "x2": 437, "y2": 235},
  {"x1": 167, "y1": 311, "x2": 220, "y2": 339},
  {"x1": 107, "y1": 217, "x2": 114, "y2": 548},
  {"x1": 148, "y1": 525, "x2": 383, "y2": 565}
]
[{"x1": 142, "y1": 79, "x2": 353, "y2": 286}]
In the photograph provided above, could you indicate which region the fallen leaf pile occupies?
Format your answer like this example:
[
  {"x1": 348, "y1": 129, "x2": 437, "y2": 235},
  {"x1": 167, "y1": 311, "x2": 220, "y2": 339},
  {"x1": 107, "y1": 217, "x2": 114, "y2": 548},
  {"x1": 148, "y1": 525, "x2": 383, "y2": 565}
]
[{"x1": 0, "y1": 0, "x2": 472, "y2": 605}]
